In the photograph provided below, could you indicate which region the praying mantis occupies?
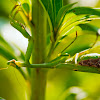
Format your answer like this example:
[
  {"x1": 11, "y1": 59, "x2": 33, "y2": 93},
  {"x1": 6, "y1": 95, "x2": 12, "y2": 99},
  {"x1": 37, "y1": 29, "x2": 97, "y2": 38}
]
[{"x1": 7, "y1": 3, "x2": 100, "y2": 76}]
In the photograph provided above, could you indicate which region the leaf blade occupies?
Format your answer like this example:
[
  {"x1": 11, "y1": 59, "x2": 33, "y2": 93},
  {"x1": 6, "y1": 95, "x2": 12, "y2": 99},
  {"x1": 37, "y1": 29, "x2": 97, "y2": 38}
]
[
  {"x1": 56, "y1": 2, "x2": 77, "y2": 27},
  {"x1": 0, "y1": 46, "x2": 17, "y2": 60},
  {"x1": 40, "y1": 0, "x2": 54, "y2": 26},
  {"x1": 78, "y1": 23, "x2": 99, "y2": 32},
  {"x1": 67, "y1": 7, "x2": 100, "y2": 16},
  {"x1": 52, "y1": 0, "x2": 63, "y2": 23}
]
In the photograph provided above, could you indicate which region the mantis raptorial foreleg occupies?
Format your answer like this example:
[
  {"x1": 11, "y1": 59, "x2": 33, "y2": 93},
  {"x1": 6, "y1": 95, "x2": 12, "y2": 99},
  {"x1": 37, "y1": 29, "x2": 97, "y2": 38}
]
[
  {"x1": 10, "y1": 20, "x2": 31, "y2": 39},
  {"x1": 10, "y1": 20, "x2": 33, "y2": 63},
  {"x1": 25, "y1": 39, "x2": 33, "y2": 63},
  {"x1": 9, "y1": 4, "x2": 33, "y2": 64},
  {"x1": 10, "y1": 5, "x2": 30, "y2": 39}
]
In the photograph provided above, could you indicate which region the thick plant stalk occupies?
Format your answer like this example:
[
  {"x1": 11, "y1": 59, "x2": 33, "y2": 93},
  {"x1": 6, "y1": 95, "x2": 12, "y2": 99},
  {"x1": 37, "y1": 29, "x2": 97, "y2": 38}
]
[{"x1": 31, "y1": 0, "x2": 47, "y2": 100}]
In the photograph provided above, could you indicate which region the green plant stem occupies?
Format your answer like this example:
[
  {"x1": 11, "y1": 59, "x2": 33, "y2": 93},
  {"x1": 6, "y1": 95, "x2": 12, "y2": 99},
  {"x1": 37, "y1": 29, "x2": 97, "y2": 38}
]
[
  {"x1": 31, "y1": 0, "x2": 47, "y2": 100},
  {"x1": 31, "y1": 69, "x2": 47, "y2": 100}
]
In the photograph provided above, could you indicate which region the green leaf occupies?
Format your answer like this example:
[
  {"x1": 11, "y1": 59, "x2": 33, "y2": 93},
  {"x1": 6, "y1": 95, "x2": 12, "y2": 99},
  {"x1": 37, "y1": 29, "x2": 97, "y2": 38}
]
[
  {"x1": 56, "y1": 14, "x2": 100, "y2": 45},
  {"x1": 56, "y1": 23, "x2": 99, "y2": 49},
  {"x1": 58, "y1": 14, "x2": 86, "y2": 37},
  {"x1": 78, "y1": 53, "x2": 100, "y2": 61},
  {"x1": 46, "y1": 68, "x2": 71, "y2": 100},
  {"x1": 50, "y1": 7, "x2": 100, "y2": 60},
  {"x1": 12, "y1": 44, "x2": 25, "y2": 61},
  {"x1": 21, "y1": 1, "x2": 32, "y2": 20},
  {"x1": 0, "y1": 56, "x2": 27, "y2": 100},
  {"x1": 50, "y1": 31, "x2": 97, "y2": 60},
  {"x1": 51, "y1": 0, "x2": 63, "y2": 23},
  {"x1": 79, "y1": 23, "x2": 99, "y2": 32},
  {"x1": 40, "y1": 0, "x2": 53, "y2": 26},
  {"x1": 65, "y1": 94, "x2": 76, "y2": 100},
  {"x1": 47, "y1": 33, "x2": 51, "y2": 45},
  {"x1": 85, "y1": 45, "x2": 100, "y2": 54},
  {"x1": 22, "y1": 3, "x2": 30, "y2": 14},
  {"x1": 40, "y1": 0, "x2": 63, "y2": 28},
  {"x1": 64, "y1": 32, "x2": 97, "y2": 56},
  {"x1": 0, "y1": 46, "x2": 17, "y2": 60},
  {"x1": 54, "y1": 26, "x2": 82, "y2": 49},
  {"x1": 0, "y1": 35, "x2": 14, "y2": 52},
  {"x1": 58, "y1": 7, "x2": 100, "y2": 32},
  {"x1": 0, "y1": 35, "x2": 24, "y2": 61},
  {"x1": 67, "y1": 7, "x2": 100, "y2": 17},
  {"x1": 56, "y1": 2, "x2": 77, "y2": 27}
]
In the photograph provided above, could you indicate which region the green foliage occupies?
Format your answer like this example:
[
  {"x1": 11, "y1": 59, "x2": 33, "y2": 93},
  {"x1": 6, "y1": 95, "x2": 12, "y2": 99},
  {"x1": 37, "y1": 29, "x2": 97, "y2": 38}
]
[
  {"x1": 56, "y1": 2, "x2": 77, "y2": 27},
  {"x1": 39, "y1": 0, "x2": 54, "y2": 28},
  {"x1": 0, "y1": 46, "x2": 17, "y2": 60},
  {"x1": 79, "y1": 23, "x2": 99, "y2": 32},
  {"x1": 22, "y1": 3, "x2": 30, "y2": 14},
  {"x1": 0, "y1": 56, "x2": 27, "y2": 100},
  {"x1": 0, "y1": 35, "x2": 17, "y2": 60},
  {"x1": 51, "y1": 0, "x2": 63, "y2": 23},
  {"x1": 67, "y1": 7, "x2": 100, "y2": 16},
  {"x1": 40, "y1": 0, "x2": 63, "y2": 30},
  {"x1": 1, "y1": 0, "x2": 100, "y2": 100}
]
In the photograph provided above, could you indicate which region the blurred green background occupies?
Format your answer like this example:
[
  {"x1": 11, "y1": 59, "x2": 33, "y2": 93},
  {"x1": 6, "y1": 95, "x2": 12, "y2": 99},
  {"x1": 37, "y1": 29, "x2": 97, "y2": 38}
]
[{"x1": 0, "y1": 0, "x2": 100, "y2": 100}]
